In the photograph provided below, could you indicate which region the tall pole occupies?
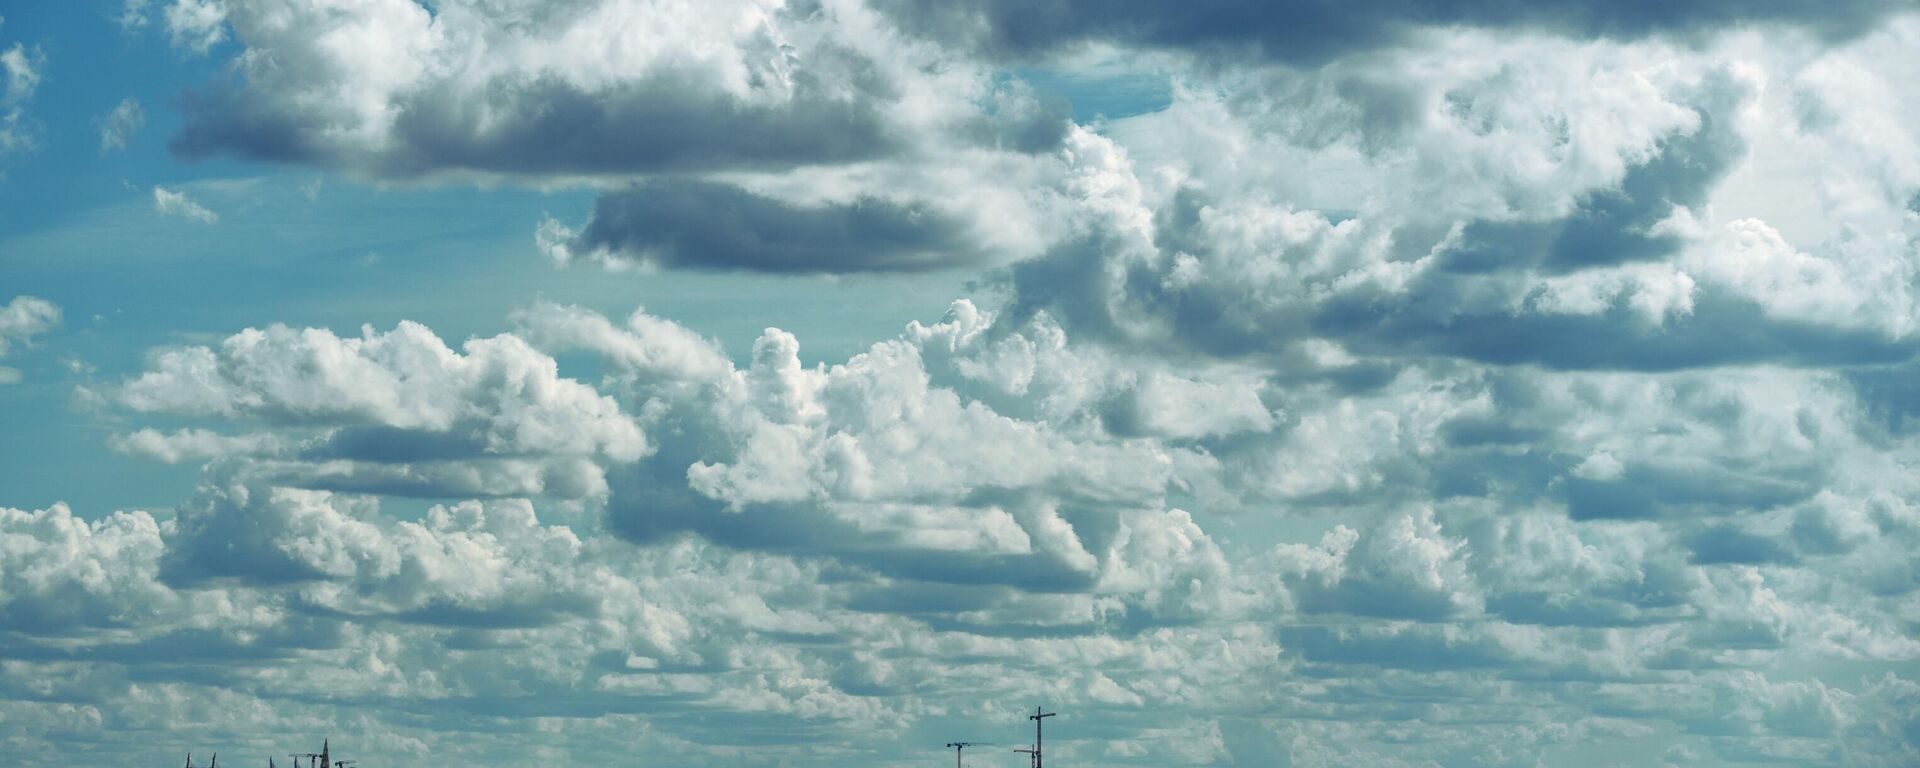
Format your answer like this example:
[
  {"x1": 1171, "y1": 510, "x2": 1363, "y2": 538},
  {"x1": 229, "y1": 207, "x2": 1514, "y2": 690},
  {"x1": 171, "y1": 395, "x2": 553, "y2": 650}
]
[
  {"x1": 1029, "y1": 707, "x2": 1055, "y2": 768},
  {"x1": 946, "y1": 741, "x2": 975, "y2": 768},
  {"x1": 1014, "y1": 748, "x2": 1036, "y2": 768}
]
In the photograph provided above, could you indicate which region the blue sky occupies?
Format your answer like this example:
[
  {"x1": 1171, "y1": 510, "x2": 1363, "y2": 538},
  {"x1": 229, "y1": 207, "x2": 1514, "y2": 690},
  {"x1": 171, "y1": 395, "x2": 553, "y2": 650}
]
[{"x1": 2, "y1": 2, "x2": 1919, "y2": 767}]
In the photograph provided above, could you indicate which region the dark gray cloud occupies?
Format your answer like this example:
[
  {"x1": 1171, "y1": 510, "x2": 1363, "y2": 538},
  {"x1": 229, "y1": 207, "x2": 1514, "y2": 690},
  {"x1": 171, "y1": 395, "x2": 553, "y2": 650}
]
[
  {"x1": 1279, "y1": 624, "x2": 1512, "y2": 671},
  {"x1": 1561, "y1": 462, "x2": 1820, "y2": 521},
  {"x1": 553, "y1": 179, "x2": 986, "y2": 273},
  {"x1": 1845, "y1": 362, "x2": 1920, "y2": 435},
  {"x1": 173, "y1": 70, "x2": 903, "y2": 178},
  {"x1": 1685, "y1": 524, "x2": 1799, "y2": 565},
  {"x1": 878, "y1": 0, "x2": 1914, "y2": 64},
  {"x1": 1333, "y1": 290, "x2": 1920, "y2": 371}
]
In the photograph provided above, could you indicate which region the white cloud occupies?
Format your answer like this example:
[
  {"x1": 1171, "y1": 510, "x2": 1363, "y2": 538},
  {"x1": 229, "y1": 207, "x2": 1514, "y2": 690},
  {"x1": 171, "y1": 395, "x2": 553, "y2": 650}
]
[
  {"x1": 0, "y1": 41, "x2": 42, "y2": 156},
  {"x1": 99, "y1": 97, "x2": 144, "y2": 152},
  {"x1": 151, "y1": 185, "x2": 218, "y2": 223},
  {"x1": 0, "y1": 295, "x2": 59, "y2": 358},
  {"x1": 0, "y1": 43, "x2": 37, "y2": 104},
  {"x1": 164, "y1": 0, "x2": 226, "y2": 53},
  {"x1": 114, "y1": 320, "x2": 647, "y2": 499},
  {"x1": 167, "y1": 0, "x2": 1045, "y2": 180},
  {"x1": 108, "y1": 427, "x2": 279, "y2": 463},
  {"x1": 18, "y1": 5, "x2": 1920, "y2": 766},
  {"x1": 117, "y1": 0, "x2": 152, "y2": 30},
  {"x1": 0, "y1": 503, "x2": 174, "y2": 633},
  {"x1": 0, "y1": 295, "x2": 59, "y2": 383}
]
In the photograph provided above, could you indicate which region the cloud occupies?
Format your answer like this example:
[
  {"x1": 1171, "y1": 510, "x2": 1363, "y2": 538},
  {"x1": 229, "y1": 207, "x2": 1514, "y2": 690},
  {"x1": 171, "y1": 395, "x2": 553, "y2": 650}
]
[
  {"x1": 112, "y1": 320, "x2": 648, "y2": 498},
  {"x1": 14, "y1": 295, "x2": 1920, "y2": 763},
  {"x1": 982, "y1": 38, "x2": 1920, "y2": 373},
  {"x1": 160, "y1": 480, "x2": 610, "y2": 630},
  {"x1": 151, "y1": 185, "x2": 218, "y2": 223},
  {"x1": 98, "y1": 97, "x2": 144, "y2": 153},
  {"x1": 0, "y1": 294, "x2": 59, "y2": 383},
  {"x1": 158, "y1": 0, "x2": 1084, "y2": 274},
  {"x1": 108, "y1": 427, "x2": 280, "y2": 464},
  {"x1": 0, "y1": 40, "x2": 42, "y2": 157},
  {"x1": 541, "y1": 179, "x2": 988, "y2": 274},
  {"x1": 878, "y1": 0, "x2": 1907, "y2": 64},
  {"x1": 523, "y1": 303, "x2": 1197, "y2": 603},
  {"x1": 1271, "y1": 508, "x2": 1483, "y2": 621},
  {"x1": 0, "y1": 294, "x2": 59, "y2": 357},
  {"x1": 0, "y1": 503, "x2": 173, "y2": 634},
  {"x1": 19, "y1": 5, "x2": 1920, "y2": 766},
  {"x1": 116, "y1": 0, "x2": 152, "y2": 30},
  {"x1": 1, "y1": 43, "x2": 37, "y2": 104},
  {"x1": 164, "y1": 0, "x2": 226, "y2": 53},
  {"x1": 163, "y1": 0, "x2": 1055, "y2": 182}
]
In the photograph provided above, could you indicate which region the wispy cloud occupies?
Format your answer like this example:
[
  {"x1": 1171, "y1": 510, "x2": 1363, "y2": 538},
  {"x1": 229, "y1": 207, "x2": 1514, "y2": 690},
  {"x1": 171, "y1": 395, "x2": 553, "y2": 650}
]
[
  {"x1": 151, "y1": 185, "x2": 217, "y2": 223},
  {"x1": 99, "y1": 97, "x2": 144, "y2": 153}
]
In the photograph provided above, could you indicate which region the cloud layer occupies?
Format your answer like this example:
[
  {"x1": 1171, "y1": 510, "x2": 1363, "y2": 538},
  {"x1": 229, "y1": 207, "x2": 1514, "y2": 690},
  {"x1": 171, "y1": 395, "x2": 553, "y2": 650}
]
[{"x1": 7, "y1": 1, "x2": 1920, "y2": 766}]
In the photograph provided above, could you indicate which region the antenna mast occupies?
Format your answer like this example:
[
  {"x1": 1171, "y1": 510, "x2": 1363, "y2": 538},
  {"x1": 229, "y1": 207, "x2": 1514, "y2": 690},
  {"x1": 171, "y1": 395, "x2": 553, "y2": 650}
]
[
  {"x1": 945, "y1": 741, "x2": 976, "y2": 768},
  {"x1": 1028, "y1": 707, "x2": 1056, "y2": 768}
]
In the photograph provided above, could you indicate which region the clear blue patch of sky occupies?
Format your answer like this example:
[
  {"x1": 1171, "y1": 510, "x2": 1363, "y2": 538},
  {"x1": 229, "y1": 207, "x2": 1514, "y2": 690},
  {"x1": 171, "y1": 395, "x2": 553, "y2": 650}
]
[
  {"x1": 0, "y1": 2, "x2": 252, "y2": 231},
  {"x1": 1013, "y1": 66, "x2": 1174, "y2": 124}
]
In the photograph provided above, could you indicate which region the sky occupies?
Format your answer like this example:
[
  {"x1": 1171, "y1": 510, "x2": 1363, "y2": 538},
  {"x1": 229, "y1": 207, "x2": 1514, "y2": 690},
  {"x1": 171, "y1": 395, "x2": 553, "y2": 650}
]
[{"x1": 2, "y1": 1, "x2": 1920, "y2": 766}]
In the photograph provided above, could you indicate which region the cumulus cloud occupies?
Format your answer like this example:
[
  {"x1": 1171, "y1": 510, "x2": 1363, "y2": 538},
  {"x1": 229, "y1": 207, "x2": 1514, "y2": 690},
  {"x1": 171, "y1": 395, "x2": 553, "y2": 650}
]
[
  {"x1": 164, "y1": 0, "x2": 1054, "y2": 180},
  {"x1": 0, "y1": 503, "x2": 173, "y2": 633},
  {"x1": 18, "y1": 3, "x2": 1920, "y2": 766},
  {"x1": 0, "y1": 294, "x2": 59, "y2": 383},
  {"x1": 0, "y1": 294, "x2": 58, "y2": 357},
  {"x1": 1273, "y1": 508, "x2": 1482, "y2": 621},
  {"x1": 505, "y1": 302, "x2": 1215, "y2": 611},
  {"x1": 153, "y1": 0, "x2": 1090, "y2": 274},
  {"x1": 159, "y1": 479, "x2": 599, "y2": 623},
  {"x1": 9, "y1": 292, "x2": 1919, "y2": 763},
  {"x1": 979, "y1": 35, "x2": 1920, "y2": 374},
  {"x1": 113, "y1": 320, "x2": 647, "y2": 498}
]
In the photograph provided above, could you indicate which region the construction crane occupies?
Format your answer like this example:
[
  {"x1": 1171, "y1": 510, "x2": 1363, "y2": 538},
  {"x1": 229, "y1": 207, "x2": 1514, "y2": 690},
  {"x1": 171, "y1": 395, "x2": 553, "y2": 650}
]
[
  {"x1": 945, "y1": 741, "x2": 977, "y2": 768},
  {"x1": 289, "y1": 737, "x2": 332, "y2": 768},
  {"x1": 1013, "y1": 747, "x2": 1037, "y2": 768},
  {"x1": 1028, "y1": 707, "x2": 1055, "y2": 768}
]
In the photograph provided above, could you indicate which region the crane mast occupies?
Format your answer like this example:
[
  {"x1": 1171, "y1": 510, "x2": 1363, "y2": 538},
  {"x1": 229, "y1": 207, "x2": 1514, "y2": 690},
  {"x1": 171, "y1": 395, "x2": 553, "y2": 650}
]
[
  {"x1": 944, "y1": 741, "x2": 977, "y2": 768},
  {"x1": 1028, "y1": 707, "x2": 1056, "y2": 768}
]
